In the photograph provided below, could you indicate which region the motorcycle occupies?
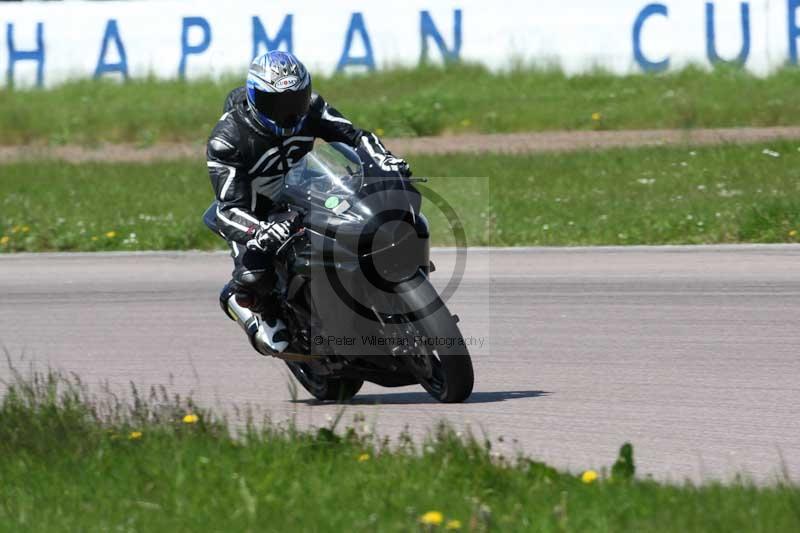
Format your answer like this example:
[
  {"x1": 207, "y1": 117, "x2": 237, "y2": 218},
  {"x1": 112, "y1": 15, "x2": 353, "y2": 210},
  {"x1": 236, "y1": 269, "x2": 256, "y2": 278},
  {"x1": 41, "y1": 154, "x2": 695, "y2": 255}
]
[{"x1": 204, "y1": 142, "x2": 473, "y2": 403}]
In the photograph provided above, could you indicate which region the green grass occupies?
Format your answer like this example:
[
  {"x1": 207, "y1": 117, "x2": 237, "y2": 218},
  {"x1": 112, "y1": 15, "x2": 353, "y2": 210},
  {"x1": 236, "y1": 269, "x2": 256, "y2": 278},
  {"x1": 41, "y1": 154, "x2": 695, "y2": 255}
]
[
  {"x1": 1, "y1": 141, "x2": 800, "y2": 252},
  {"x1": 1, "y1": 367, "x2": 798, "y2": 532},
  {"x1": 5, "y1": 64, "x2": 800, "y2": 145}
]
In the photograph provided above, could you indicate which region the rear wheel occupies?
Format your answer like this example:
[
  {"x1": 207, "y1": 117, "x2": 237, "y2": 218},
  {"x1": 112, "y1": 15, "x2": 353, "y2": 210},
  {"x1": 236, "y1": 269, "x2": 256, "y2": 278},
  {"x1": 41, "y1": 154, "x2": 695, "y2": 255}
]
[{"x1": 285, "y1": 361, "x2": 363, "y2": 402}]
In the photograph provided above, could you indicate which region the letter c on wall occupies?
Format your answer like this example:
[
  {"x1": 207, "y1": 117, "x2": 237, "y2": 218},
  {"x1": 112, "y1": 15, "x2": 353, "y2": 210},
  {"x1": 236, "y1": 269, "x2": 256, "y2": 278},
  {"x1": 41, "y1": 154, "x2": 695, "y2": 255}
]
[{"x1": 633, "y1": 4, "x2": 669, "y2": 72}]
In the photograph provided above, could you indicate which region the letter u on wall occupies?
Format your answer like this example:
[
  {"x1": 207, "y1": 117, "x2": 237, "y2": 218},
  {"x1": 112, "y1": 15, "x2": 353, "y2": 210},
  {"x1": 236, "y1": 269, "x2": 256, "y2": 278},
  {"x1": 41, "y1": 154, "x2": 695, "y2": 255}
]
[{"x1": 706, "y1": 2, "x2": 751, "y2": 65}]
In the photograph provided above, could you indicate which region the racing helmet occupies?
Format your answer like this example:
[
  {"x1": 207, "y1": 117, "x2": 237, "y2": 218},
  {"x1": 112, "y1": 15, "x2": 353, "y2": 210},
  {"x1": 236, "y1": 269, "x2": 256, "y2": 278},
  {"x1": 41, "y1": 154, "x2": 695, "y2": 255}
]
[{"x1": 246, "y1": 51, "x2": 312, "y2": 136}]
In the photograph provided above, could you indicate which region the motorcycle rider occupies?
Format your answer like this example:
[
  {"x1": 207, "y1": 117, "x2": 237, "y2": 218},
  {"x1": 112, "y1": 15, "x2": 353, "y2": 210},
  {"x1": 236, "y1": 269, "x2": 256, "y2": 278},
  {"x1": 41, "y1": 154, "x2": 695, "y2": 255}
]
[{"x1": 206, "y1": 51, "x2": 410, "y2": 355}]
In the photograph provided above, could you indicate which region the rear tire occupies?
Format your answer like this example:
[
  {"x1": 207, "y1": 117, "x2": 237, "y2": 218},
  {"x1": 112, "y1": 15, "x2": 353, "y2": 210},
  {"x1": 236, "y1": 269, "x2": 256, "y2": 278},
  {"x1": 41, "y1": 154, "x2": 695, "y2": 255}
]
[{"x1": 285, "y1": 362, "x2": 363, "y2": 402}]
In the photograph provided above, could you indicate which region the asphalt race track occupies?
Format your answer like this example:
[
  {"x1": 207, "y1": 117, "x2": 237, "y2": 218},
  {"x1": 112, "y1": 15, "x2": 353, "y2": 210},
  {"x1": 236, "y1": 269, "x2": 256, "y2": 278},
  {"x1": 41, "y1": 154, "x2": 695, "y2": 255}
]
[{"x1": 1, "y1": 246, "x2": 799, "y2": 483}]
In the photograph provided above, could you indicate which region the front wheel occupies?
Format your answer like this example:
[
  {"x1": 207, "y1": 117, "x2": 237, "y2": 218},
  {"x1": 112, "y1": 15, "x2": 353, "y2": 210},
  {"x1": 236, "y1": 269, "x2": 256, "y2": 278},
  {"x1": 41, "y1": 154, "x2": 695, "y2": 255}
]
[{"x1": 392, "y1": 276, "x2": 474, "y2": 403}]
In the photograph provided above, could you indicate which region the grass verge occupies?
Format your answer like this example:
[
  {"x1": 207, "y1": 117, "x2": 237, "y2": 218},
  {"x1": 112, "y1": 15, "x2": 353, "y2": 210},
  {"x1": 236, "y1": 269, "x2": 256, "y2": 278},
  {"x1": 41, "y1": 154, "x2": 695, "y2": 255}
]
[
  {"x1": 5, "y1": 65, "x2": 800, "y2": 145},
  {"x1": 1, "y1": 367, "x2": 798, "y2": 532},
  {"x1": 2, "y1": 141, "x2": 800, "y2": 251}
]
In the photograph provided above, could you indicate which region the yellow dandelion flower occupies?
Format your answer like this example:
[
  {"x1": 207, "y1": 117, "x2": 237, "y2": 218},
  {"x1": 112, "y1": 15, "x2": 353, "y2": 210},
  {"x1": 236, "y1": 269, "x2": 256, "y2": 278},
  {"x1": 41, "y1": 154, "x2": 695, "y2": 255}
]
[
  {"x1": 20, "y1": 225, "x2": 30, "y2": 233},
  {"x1": 591, "y1": 112, "x2": 603, "y2": 121},
  {"x1": 445, "y1": 519, "x2": 462, "y2": 530},
  {"x1": 183, "y1": 413, "x2": 199, "y2": 424},
  {"x1": 11, "y1": 226, "x2": 19, "y2": 234},
  {"x1": 789, "y1": 229, "x2": 798, "y2": 237},
  {"x1": 420, "y1": 511, "x2": 444, "y2": 526},
  {"x1": 105, "y1": 231, "x2": 117, "y2": 238},
  {"x1": 129, "y1": 431, "x2": 143, "y2": 440},
  {"x1": 0, "y1": 236, "x2": 9, "y2": 245},
  {"x1": 91, "y1": 236, "x2": 98, "y2": 241},
  {"x1": 581, "y1": 469, "x2": 599, "y2": 484},
  {"x1": 375, "y1": 127, "x2": 385, "y2": 137},
  {"x1": 460, "y1": 119, "x2": 472, "y2": 127},
  {"x1": 357, "y1": 453, "x2": 370, "y2": 463}
]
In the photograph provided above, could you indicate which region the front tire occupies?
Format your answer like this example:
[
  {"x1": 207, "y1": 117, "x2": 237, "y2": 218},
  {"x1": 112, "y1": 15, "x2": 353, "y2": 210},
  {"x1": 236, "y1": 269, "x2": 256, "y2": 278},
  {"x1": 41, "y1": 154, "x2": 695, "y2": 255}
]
[{"x1": 393, "y1": 276, "x2": 474, "y2": 403}]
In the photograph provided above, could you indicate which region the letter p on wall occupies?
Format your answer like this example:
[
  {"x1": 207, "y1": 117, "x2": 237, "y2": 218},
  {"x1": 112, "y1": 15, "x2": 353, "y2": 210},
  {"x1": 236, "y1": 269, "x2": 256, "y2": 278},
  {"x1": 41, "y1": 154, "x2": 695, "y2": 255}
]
[{"x1": 179, "y1": 16, "x2": 212, "y2": 78}]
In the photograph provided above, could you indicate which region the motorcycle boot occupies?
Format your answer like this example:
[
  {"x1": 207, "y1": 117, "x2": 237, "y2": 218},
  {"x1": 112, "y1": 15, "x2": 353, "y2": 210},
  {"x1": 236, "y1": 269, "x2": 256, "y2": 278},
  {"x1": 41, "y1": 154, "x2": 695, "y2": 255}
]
[{"x1": 219, "y1": 281, "x2": 290, "y2": 354}]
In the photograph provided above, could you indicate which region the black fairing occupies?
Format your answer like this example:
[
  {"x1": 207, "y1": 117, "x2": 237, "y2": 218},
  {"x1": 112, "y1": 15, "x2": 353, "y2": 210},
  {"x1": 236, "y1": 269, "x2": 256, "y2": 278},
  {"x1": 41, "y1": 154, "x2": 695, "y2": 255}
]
[{"x1": 277, "y1": 144, "x2": 430, "y2": 369}]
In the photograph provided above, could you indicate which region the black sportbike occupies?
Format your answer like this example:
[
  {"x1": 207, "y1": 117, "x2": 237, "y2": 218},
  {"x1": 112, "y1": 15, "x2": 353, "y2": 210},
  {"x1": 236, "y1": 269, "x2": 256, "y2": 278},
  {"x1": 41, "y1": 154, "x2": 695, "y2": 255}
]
[{"x1": 205, "y1": 142, "x2": 473, "y2": 403}]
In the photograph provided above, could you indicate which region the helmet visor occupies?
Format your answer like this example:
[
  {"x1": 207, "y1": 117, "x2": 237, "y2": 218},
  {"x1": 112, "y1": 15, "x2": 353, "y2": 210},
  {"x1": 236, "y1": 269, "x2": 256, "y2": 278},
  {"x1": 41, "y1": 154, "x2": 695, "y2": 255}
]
[{"x1": 252, "y1": 85, "x2": 311, "y2": 129}]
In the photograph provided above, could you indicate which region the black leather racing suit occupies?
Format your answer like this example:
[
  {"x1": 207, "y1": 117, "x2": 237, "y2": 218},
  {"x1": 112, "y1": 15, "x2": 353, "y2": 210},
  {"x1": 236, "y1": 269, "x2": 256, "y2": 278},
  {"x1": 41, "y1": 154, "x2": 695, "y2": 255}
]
[{"x1": 206, "y1": 87, "x2": 397, "y2": 310}]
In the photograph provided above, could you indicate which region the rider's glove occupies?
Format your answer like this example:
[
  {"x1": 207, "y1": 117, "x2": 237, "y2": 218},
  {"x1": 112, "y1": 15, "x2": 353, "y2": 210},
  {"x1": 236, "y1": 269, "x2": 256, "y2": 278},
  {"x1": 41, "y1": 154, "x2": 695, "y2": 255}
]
[
  {"x1": 361, "y1": 132, "x2": 412, "y2": 177},
  {"x1": 246, "y1": 219, "x2": 294, "y2": 253},
  {"x1": 378, "y1": 154, "x2": 411, "y2": 176}
]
